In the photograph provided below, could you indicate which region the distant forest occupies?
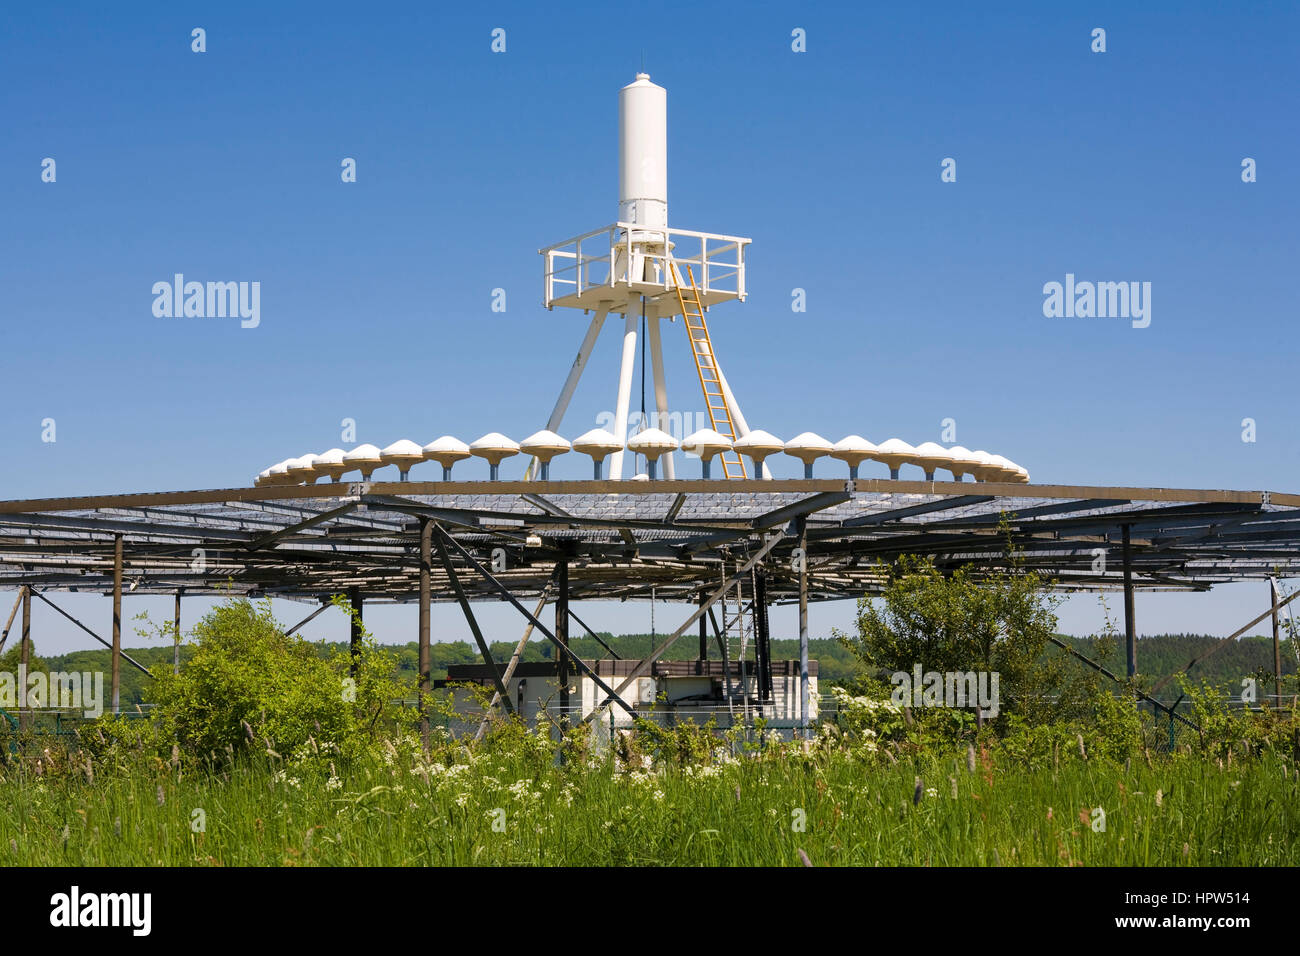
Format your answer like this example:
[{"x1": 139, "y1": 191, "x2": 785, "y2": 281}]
[{"x1": 23, "y1": 629, "x2": 1295, "y2": 708}]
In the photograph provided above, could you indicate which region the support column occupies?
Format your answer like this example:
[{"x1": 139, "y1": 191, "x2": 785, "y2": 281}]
[
  {"x1": 608, "y1": 311, "x2": 639, "y2": 480},
  {"x1": 348, "y1": 587, "x2": 363, "y2": 677},
  {"x1": 646, "y1": 309, "x2": 675, "y2": 479},
  {"x1": 0, "y1": 590, "x2": 21, "y2": 653},
  {"x1": 173, "y1": 592, "x2": 182, "y2": 676},
  {"x1": 1271, "y1": 578, "x2": 1282, "y2": 708},
  {"x1": 526, "y1": 306, "x2": 609, "y2": 480},
  {"x1": 698, "y1": 591, "x2": 708, "y2": 663},
  {"x1": 556, "y1": 557, "x2": 570, "y2": 730},
  {"x1": 754, "y1": 571, "x2": 773, "y2": 703},
  {"x1": 112, "y1": 533, "x2": 123, "y2": 714},
  {"x1": 431, "y1": 529, "x2": 514, "y2": 714},
  {"x1": 419, "y1": 519, "x2": 432, "y2": 747},
  {"x1": 1122, "y1": 524, "x2": 1136, "y2": 682},
  {"x1": 19, "y1": 587, "x2": 30, "y2": 729},
  {"x1": 797, "y1": 517, "x2": 810, "y2": 735}
]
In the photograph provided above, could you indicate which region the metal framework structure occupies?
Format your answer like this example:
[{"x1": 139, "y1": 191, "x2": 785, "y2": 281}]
[
  {"x1": 2, "y1": 478, "x2": 1297, "y2": 600},
  {"x1": 3, "y1": 477, "x2": 1298, "y2": 720}
]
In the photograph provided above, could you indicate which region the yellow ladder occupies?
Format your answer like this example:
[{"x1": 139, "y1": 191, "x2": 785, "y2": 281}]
[{"x1": 669, "y1": 261, "x2": 747, "y2": 479}]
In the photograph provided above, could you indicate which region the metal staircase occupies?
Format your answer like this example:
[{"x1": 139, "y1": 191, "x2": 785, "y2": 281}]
[{"x1": 669, "y1": 261, "x2": 747, "y2": 478}]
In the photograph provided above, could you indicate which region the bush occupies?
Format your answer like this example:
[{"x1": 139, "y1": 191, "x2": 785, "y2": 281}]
[
  {"x1": 836, "y1": 541, "x2": 1066, "y2": 726},
  {"x1": 112, "y1": 596, "x2": 413, "y2": 765},
  {"x1": 1181, "y1": 676, "x2": 1299, "y2": 760}
]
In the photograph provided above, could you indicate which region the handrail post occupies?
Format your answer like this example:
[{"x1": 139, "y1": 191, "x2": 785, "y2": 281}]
[
  {"x1": 609, "y1": 227, "x2": 617, "y2": 287},
  {"x1": 738, "y1": 241, "x2": 747, "y2": 299}
]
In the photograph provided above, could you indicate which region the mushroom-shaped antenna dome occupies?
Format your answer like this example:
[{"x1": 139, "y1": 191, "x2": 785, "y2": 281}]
[
  {"x1": 312, "y1": 448, "x2": 349, "y2": 483},
  {"x1": 967, "y1": 450, "x2": 1001, "y2": 482},
  {"x1": 381, "y1": 440, "x2": 426, "y2": 481},
  {"x1": 343, "y1": 443, "x2": 383, "y2": 480},
  {"x1": 627, "y1": 428, "x2": 680, "y2": 479},
  {"x1": 869, "y1": 438, "x2": 917, "y2": 479},
  {"x1": 733, "y1": 430, "x2": 783, "y2": 478},
  {"x1": 830, "y1": 435, "x2": 878, "y2": 479},
  {"x1": 423, "y1": 436, "x2": 471, "y2": 480},
  {"x1": 682, "y1": 428, "x2": 733, "y2": 479},
  {"x1": 784, "y1": 432, "x2": 833, "y2": 478},
  {"x1": 285, "y1": 454, "x2": 319, "y2": 484},
  {"x1": 266, "y1": 460, "x2": 293, "y2": 485},
  {"x1": 987, "y1": 454, "x2": 1021, "y2": 482},
  {"x1": 943, "y1": 445, "x2": 981, "y2": 481},
  {"x1": 572, "y1": 428, "x2": 622, "y2": 480},
  {"x1": 469, "y1": 432, "x2": 520, "y2": 481},
  {"x1": 999, "y1": 460, "x2": 1030, "y2": 483},
  {"x1": 911, "y1": 442, "x2": 956, "y2": 481},
  {"x1": 520, "y1": 430, "x2": 571, "y2": 481}
]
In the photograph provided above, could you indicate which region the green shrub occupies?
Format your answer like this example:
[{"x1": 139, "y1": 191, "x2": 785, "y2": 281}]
[{"x1": 108, "y1": 596, "x2": 413, "y2": 765}]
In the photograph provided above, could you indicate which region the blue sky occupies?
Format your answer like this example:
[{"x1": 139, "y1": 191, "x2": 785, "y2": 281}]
[{"x1": 2, "y1": 1, "x2": 1297, "y2": 653}]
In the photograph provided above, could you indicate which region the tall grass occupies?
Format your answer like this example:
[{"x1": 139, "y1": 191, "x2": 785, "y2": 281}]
[{"x1": 1, "y1": 736, "x2": 1293, "y2": 866}]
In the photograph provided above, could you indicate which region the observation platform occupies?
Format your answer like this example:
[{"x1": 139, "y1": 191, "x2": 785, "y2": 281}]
[{"x1": 540, "y1": 222, "x2": 749, "y2": 316}]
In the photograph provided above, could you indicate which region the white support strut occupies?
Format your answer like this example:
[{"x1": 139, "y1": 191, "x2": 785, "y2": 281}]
[
  {"x1": 646, "y1": 308, "x2": 675, "y2": 480},
  {"x1": 525, "y1": 306, "x2": 608, "y2": 480},
  {"x1": 714, "y1": 361, "x2": 772, "y2": 479},
  {"x1": 608, "y1": 311, "x2": 640, "y2": 480}
]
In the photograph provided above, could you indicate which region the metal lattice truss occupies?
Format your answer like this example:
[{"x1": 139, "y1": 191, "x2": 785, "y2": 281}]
[{"x1": 0, "y1": 478, "x2": 1297, "y2": 604}]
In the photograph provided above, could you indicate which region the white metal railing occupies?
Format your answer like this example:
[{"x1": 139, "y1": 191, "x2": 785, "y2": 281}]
[{"x1": 540, "y1": 222, "x2": 750, "y2": 308}]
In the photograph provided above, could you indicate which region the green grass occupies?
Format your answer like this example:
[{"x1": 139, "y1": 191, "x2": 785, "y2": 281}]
[{"x1": 1, "y1": 737, "x2": 1294, "y2": 866}]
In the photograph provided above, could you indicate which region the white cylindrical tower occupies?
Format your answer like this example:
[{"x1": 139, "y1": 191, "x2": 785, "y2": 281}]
[{"x1": 618, "y1": 73, "x2": 667, "y2": 231}]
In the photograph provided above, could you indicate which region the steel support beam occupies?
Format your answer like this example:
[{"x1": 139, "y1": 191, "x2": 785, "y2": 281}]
[
  {"x1": 930, "y1": 497, "x2": 1132, "y2": 529},
  {"x1": 698, "y1": 591, "x2": 708, "y2": 661},
  {"x1": 708, "y1": 606, "x2": 734, "y2": 701},
  {"x1": 112, "y1": 533, "x2": 123, "y2": 714},
  {"x1": 419, "y1": 518, "x2": 432, "y2": 747},
  {"x1": 284, "y1": 601, "x2": 330, "y2": 637},
  {"x1": 430, "y1": 531, "x2": 514, "y2": 715},
  {"x1": 567, "y1": 607, "x2": 620, "y2": 660},
  {"x1": 1122, "y1": 524, "x2": 1136, "y2": 680},
  {"x1": 433, "y1": 526, "x2": 639, "y2": 719},
  {"x1": 1271, "y1": 578, "x2": 1283, "y2": 707},
  {"x1": 557, "y1": 557, "x2": 571, "y2": 728},
  {"x1": 19, "y1": 586, "x2": 31, "y2": 729},
  {"x1": 752, "y1": 491, "x2": 852, "y2": 531},
  {"x1": 0, "y1": 589, "x2": 22, "y2": 652},
  {"x1": 754, "y1": 571, "x2": 773, "y2": 702},
  {"x1": 246, "y1": 501, "x2": 360, "y2": 551},
  {"x1": 798, "y1": 516, "x2": 810, "y2": 734},
  {"x1": 475, "y1": 585, "x2": 552, "y2": 743},
  {"x1": 1048, "y1": 635, "x2": 1199, "y2": 731},
  {"x1": 526, "y1": 306, "x2": 608, "y2": 480},
  {"x1": 27, "y1": 589, "x2": 151, "y2": 675},
  {"x1": 841, "y1": 495, "x2": 996, "y2": 528}
]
